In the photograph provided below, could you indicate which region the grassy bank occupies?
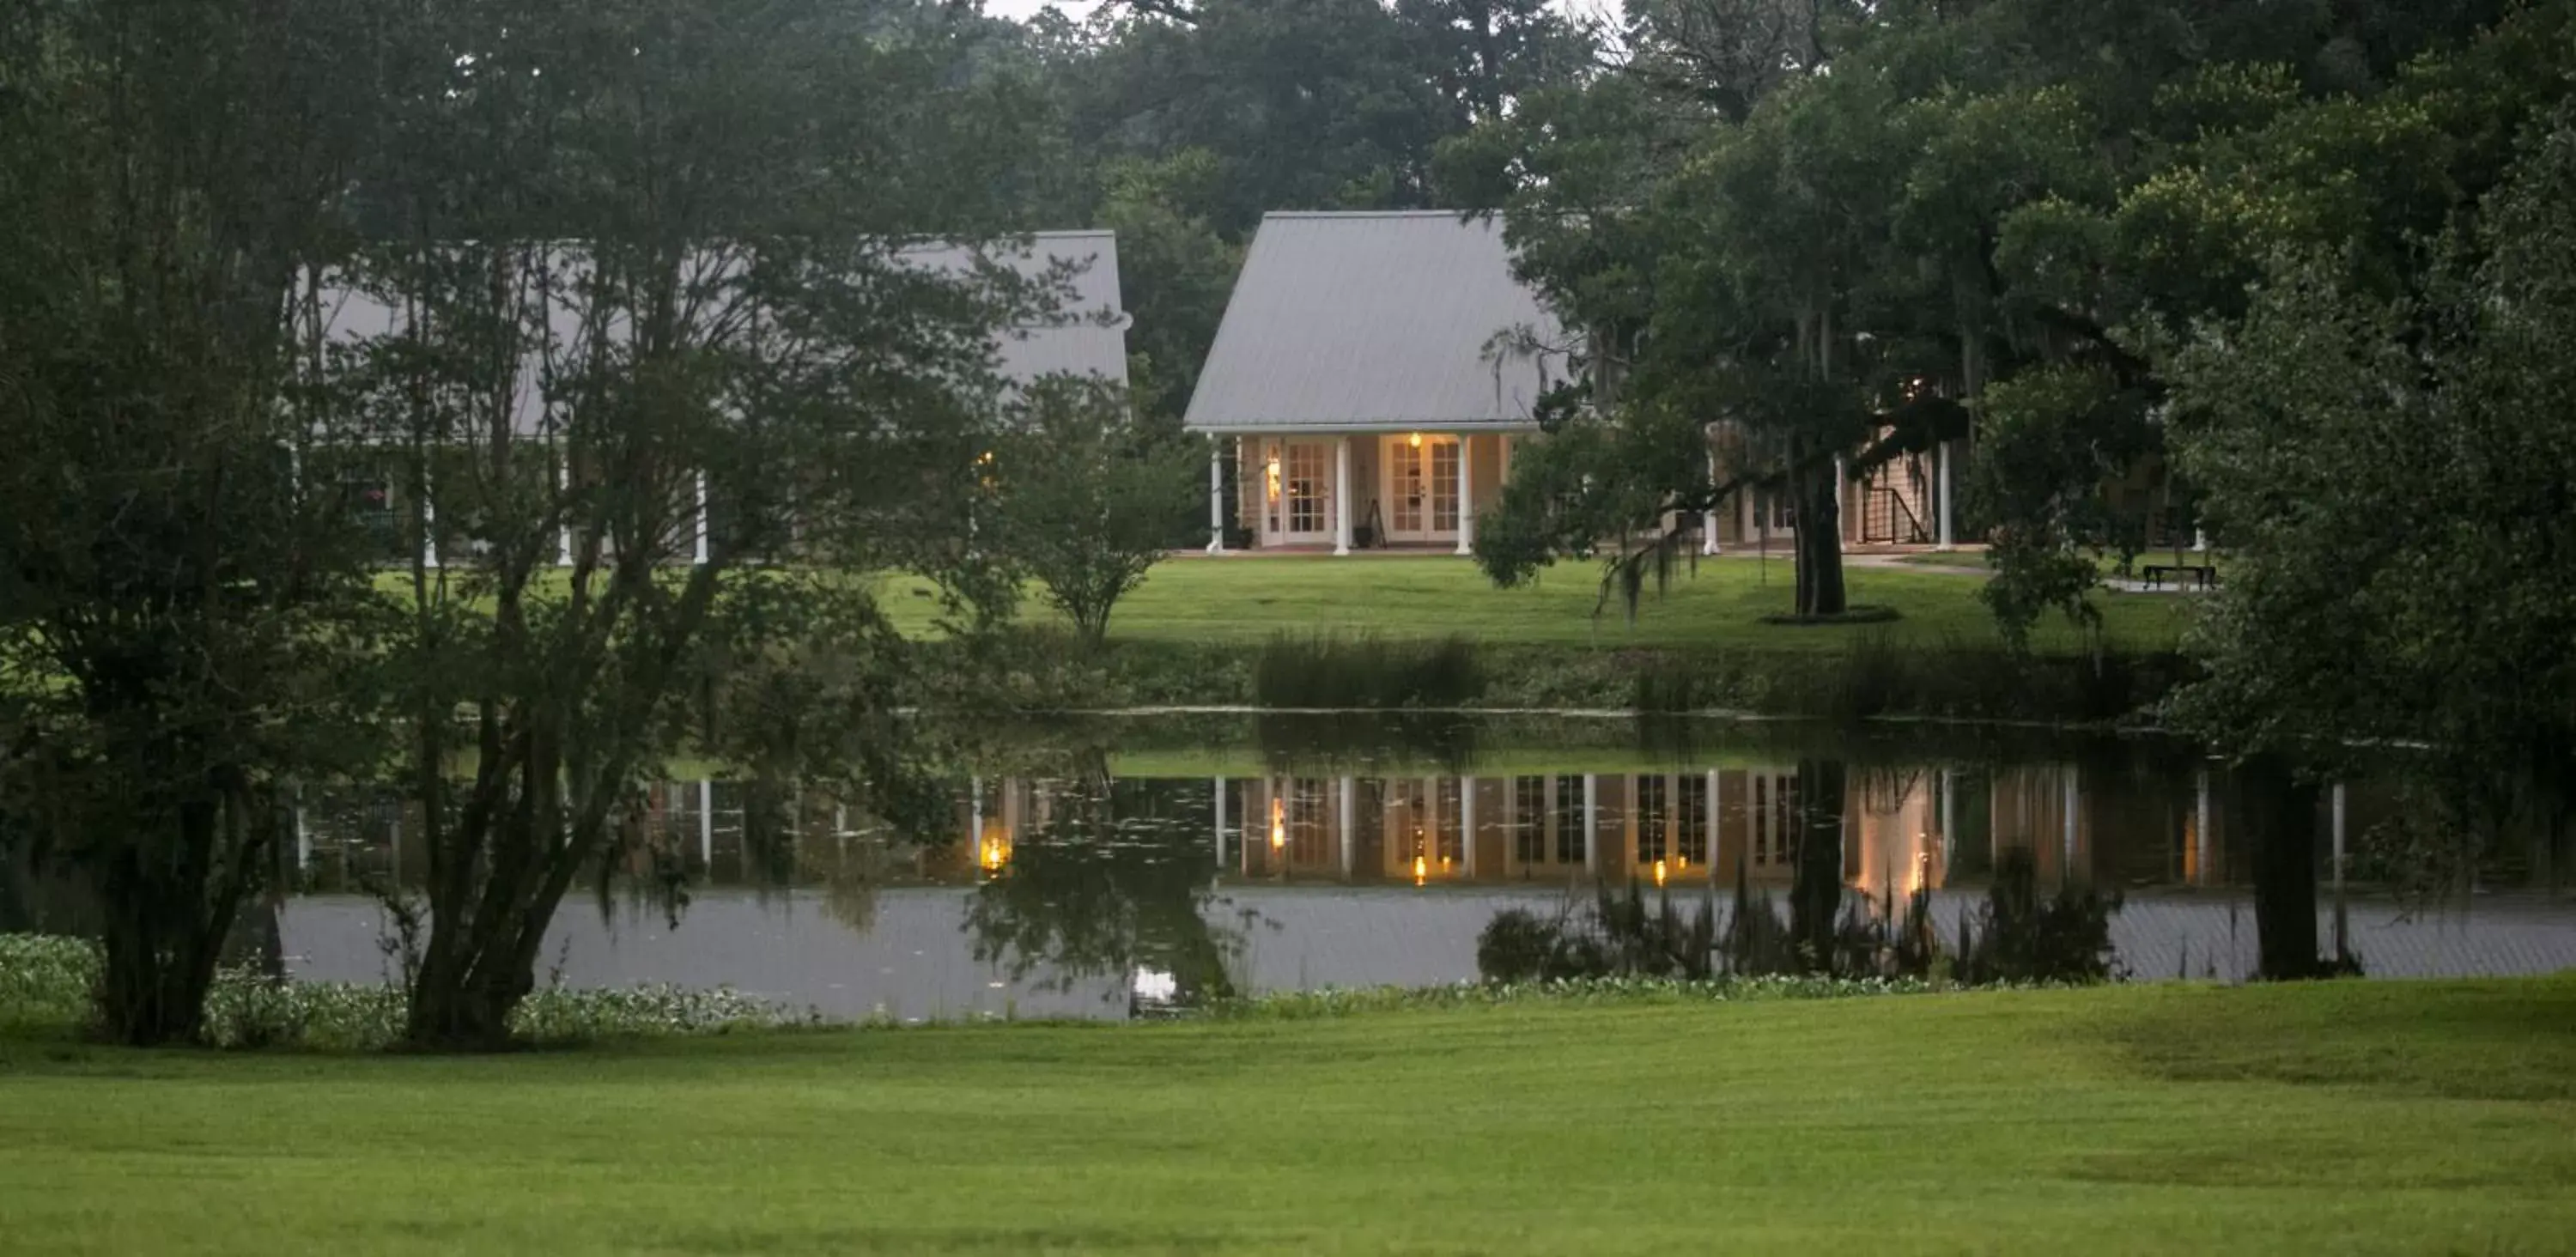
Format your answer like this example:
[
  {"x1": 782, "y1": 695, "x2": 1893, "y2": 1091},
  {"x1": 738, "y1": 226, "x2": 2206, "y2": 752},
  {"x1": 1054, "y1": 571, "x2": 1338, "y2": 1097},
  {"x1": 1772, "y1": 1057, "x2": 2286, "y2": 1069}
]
[
  {"x1": 894, "y1": 554, "x2": 2190, "y2": 653},
  {"x1": 901, "y1": 556, "x2": 2196, "y2": 720},
  {"x1": 2, "y1": 977, "x2": 2569, "y2": 1254},
  {"x1": 1098, "y1": 635, "x2": 2191, "y2": 720}
]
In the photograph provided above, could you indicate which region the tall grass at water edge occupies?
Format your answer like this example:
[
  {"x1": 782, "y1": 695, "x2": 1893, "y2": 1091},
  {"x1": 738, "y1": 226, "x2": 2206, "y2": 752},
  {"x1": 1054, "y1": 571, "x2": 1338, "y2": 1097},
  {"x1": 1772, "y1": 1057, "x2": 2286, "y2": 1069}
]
[
  {"x1": 1251, "y1": 632, "x2": 1483, "y2": 708},
  {"x1": 1475, "y1": 850, "x2": 2122, "y2": 987},
  {"x1": 1105, "y1": 630, "x2": 2187, "y2": 720}
]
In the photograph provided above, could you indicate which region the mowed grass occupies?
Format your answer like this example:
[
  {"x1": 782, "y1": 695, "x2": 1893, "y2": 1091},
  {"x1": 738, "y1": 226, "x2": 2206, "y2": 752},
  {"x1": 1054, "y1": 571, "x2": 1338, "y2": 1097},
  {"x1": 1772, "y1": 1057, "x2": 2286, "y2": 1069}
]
[
  {"x1": 3, "y1": 978, "x2": 2571, "y2": 1255},
  {"x1": 884, "y1": 555, "x2": 2192, "y2": 654}
]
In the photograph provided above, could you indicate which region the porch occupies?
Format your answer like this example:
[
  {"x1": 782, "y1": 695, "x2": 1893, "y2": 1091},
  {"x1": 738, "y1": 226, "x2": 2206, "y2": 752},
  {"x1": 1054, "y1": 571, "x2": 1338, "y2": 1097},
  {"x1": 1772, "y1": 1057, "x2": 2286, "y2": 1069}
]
[{"x1": 1207, "y1": 429, "x2": 1523, "y2": 556}]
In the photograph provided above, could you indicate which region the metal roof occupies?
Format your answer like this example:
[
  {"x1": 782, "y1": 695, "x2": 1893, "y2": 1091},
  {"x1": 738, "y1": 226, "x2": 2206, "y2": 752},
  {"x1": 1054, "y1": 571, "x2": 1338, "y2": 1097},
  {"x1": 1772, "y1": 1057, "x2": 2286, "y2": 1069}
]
[
  {"x1": 317, "y1": 232, "x2": 1127, "y2": 437},
  {"x1": 1182, "y1": 211, "x2": 1569, "y2": 434},
  {"x1": 900, "y1": 230, "x2": 1131, "y2": 389}
]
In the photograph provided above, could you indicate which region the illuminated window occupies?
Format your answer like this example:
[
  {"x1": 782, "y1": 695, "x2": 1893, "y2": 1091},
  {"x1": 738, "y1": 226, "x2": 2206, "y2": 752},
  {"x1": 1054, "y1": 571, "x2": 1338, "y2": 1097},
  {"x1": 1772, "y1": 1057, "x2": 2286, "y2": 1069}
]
[
  {"x1": 1637, "y1": 775, "x2": 1668, "y2": 865},
  {"x1": 1513, "y1": 776, "x2": 1546, "y2": 864},
  {"x1": 1678, "y1": 774, "x2": 1709, "y2": 865},
  {"x1": 1552, "y1": 774, "x2": 1584, "y2": 863}
]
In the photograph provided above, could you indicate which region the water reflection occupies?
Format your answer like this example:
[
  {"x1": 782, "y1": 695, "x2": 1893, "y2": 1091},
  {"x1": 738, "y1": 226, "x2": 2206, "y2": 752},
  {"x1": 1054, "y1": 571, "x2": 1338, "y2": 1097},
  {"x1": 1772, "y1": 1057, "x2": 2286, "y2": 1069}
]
[{"x1": 84, "y1": 721, "x2": 2576, "y2": 1019}]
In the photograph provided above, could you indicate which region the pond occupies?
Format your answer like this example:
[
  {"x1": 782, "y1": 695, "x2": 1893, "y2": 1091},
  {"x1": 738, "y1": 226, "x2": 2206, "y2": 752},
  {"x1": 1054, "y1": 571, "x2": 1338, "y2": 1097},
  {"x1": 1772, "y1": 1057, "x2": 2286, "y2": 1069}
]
[{"x1": 20, "y1": 715, "x2": 2575, "y2": 1020}]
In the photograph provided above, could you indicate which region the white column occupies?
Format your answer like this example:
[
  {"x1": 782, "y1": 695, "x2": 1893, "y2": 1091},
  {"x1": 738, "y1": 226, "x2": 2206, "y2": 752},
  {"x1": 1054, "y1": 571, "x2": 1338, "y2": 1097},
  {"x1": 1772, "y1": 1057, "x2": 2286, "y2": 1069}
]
[
  {"x1": 1939, "y1": 768, "x2": 1957, "y2": 866},
  {"x1": 421, "y1": 489, "x2": 439, "y2": 569},
  {"x1": 2192, "y1": 528, "x2": 2208, "y2": 553},
  {"x1": 1454, "y1": 434, "x2": 1475, "y2": 556},
  {"x1": 1339, "y1": 776, "x2": 1355, "y2": 877},
  {"x1": 1334, "y1": 435, "x2": 1353, "y2": 556},
  {"x1": 294, "y1": 797, "x2": 310, "y2": 874},
  {"x1": 1704, "y1": 768, "x2": 1719, "y2": 877},
  {"x1": 1211, "y1": 777, "x2": 1225, "y2": 868},
  {"x1": 556, "y1": 458, "x2": 574, "y2": 567},
  {"x1": 697, "y1": 779, "x2": 714, "y2": 867},
  {"x1": 1583, "y1": 774, "x2": 1599, "y2": 873},
  {"x1": 1935, "y1": 440, "x2": 1955, "y2": 550},
  {"x1": 1703, "y1": 454, "x2": 1722, "y2": 556},
  {"x1": 1833, "y1": 455, "x2": 1850, "y2": 552},
  {"x1": 2330, "y1": 781, "x2": 2349, "y2": 961},
  {"x1": 1461, "y1": 777, "x2": 1477, "y2": 877},
  {"x1": 2194, "y1": 768, "x2": 2214, "y2": 889},
  {"x1": 2061, "y1": 763, "x2": 2079, "y2": 880},
  {"x1": 692, "y1": 470, "x2": 710, "y2": 565},
  {"x1": 1206, "y1": 439, "x2": 1227, "y2": 554}
]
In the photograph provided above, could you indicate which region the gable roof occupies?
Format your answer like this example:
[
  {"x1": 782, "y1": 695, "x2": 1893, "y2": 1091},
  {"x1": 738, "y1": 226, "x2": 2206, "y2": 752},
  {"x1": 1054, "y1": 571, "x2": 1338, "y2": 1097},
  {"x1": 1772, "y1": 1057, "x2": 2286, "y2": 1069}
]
[
  {"x1": 1183, "y1": 211, "x2": 1570, "y2": 434},
  {"x1": 902, "y1": 229, "x2": 1131, "y2": 389},
  {"x1": 318, "y1": 231, "x2": 1127, "y2": 437}
]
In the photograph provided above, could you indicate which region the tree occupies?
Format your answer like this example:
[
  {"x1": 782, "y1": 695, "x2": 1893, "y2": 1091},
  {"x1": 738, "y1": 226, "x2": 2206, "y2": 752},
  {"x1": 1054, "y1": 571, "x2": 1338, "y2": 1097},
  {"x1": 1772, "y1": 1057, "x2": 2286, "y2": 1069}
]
[
  {"x1": 1465, "y1": 16, "x2": 1922, "y2": 619},
  {"x1": 2164, "y1": 100, "x2": 2576, "y2": 903},
  {"x1": 0, "y1": 0, "x2": 384, "y2": 1044},
  {"x1": 1091, "y1": 150, "x2": 1244, "y2": 429},
  {"x1": 993, "y1": 376, "x2": 1199, "y2": 647},
  {"x1": 331, "y1": 0, "x2": 1052, "y2": 1048}
]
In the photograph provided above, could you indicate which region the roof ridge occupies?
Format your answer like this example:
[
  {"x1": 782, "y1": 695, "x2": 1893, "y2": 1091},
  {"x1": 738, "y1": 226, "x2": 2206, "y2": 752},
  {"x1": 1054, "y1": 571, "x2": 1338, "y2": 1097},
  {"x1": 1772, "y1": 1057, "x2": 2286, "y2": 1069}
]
[{"x1": 1260, "y1": 210, "x2": 1487, "y2": 221}]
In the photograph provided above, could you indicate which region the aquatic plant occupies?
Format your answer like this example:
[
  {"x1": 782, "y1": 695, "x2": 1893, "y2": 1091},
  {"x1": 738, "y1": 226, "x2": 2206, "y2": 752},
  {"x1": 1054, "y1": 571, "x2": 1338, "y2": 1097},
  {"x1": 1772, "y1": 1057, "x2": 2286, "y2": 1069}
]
[{"x1": 1207, "y1": 974, "x2": 2003, "y2": 1020}]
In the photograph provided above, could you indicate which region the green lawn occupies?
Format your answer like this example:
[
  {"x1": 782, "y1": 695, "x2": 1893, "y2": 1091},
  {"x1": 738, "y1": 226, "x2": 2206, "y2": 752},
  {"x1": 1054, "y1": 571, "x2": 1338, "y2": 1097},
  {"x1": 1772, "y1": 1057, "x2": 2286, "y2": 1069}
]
[
  {"x1": 3, "y1": 978, "x2": 2571, "y2": 1254},
  {"x1": 888, "y1": 555, "x2": 2192, "y2": 654}
]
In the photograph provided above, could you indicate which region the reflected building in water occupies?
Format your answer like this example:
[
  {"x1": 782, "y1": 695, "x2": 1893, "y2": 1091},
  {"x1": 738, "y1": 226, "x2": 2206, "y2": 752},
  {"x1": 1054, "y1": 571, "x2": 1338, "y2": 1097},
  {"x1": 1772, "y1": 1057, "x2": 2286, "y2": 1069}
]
[
  {"x1": 219, "y1": 747, "x2": 2576, "y2": 1011},
  {"x1": 287, "y1": 758, "x2": 2391, "y2": 906},
  {"x1": 943, "y1": 762, "x2": 2276, "y2": 899}
]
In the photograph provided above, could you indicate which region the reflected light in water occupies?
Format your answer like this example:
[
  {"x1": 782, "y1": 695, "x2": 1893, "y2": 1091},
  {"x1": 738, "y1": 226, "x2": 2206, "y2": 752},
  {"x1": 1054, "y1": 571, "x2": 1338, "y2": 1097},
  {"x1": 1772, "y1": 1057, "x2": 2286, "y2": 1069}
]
[
  {"x1": 1269, "y1": 796, "x2": 1286, "y2": 850},
  {"x1": 1652, "y1": 858, "x2": 1668, "y2": 888},
  {"x1": 1412, "y1": 854, "x2": 1427, "y2": 886}
]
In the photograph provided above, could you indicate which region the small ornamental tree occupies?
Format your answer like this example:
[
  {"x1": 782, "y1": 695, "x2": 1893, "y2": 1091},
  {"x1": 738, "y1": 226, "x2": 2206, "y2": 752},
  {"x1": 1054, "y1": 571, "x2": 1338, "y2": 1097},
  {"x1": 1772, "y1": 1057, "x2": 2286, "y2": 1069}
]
[{"x1": 993, "y1": 376, "x2": 1198, "y2": 647}]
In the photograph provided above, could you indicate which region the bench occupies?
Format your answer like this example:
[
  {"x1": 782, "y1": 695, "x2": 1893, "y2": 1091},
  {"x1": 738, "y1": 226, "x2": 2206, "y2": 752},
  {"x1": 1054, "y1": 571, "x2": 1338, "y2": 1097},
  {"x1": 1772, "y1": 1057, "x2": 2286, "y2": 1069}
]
[{"x1": 2140, "y1": 562, "x2": 2216, "y2": 591}]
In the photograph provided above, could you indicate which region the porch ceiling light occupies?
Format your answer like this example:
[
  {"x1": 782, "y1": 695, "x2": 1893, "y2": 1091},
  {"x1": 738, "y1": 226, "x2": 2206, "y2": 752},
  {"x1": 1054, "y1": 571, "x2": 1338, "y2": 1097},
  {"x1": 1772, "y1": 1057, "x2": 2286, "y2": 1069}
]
[{"x1": 1407, "y1": 432, "x2": 1423, "y2": 448}]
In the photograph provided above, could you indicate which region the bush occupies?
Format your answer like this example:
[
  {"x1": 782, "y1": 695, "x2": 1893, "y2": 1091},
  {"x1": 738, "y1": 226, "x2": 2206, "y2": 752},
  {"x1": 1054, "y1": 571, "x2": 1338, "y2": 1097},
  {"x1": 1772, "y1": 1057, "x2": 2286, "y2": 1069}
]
[
  {"x1": 1252, "y1": 633, "x2": 1483, "y2": 708},
  {"x1": 0, "y1": 933, "x2": 807, "y2": 1049},
  {"x1": 1953, "y1": 849, "x2": 2123, "y2": 984}
]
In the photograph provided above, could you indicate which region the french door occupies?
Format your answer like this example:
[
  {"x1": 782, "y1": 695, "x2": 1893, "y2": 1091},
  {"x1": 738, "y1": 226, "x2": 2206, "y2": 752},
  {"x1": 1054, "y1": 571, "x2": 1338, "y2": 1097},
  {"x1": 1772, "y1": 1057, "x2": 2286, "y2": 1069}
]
[
  {"x1": 1382, "y1": 436, "x2": 1459, "y2": 542},
  {"x1": 1259, "y1": 439, "x2": 1334, "y2": 545}
]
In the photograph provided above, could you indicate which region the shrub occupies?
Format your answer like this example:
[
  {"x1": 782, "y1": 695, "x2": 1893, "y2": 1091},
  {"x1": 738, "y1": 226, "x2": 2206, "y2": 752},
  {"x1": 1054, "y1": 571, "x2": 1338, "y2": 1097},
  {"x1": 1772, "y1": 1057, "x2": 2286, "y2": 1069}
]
[
  {"x1": 1252, "y1": 633, "x2": 1483, "y2": 708},
  {"x1": 0, "y1": 933, "x2": 806, "y2": 1049}
]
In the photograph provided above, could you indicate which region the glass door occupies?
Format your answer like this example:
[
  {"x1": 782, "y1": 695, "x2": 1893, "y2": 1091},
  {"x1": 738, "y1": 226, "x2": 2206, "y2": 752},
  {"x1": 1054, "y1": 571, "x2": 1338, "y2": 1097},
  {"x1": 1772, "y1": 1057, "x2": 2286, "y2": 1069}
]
[{"x1": 1382, "y1": 435, "x2": 1459, "y2": 543}]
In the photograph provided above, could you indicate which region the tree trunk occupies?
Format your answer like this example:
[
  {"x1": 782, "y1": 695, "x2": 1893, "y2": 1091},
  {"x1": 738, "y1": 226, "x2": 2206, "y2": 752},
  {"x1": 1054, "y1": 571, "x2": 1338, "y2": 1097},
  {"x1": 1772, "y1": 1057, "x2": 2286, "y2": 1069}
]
[
  {"x1": 2242, "y1": 758, "x2": 2329, "y2": 981},
  {"x1": 1790, "y1": 758, "x2": 1848, "y2": 973},
  {"x1": 92, "y1": 786, "x2": 268, "y2": 1046},
  {"x1": 406, "y1": 950, "x2": 535, "y2": 1050},
  {"x1": 1793, "y1": 461, "x2": 1847, "y2": 616}
]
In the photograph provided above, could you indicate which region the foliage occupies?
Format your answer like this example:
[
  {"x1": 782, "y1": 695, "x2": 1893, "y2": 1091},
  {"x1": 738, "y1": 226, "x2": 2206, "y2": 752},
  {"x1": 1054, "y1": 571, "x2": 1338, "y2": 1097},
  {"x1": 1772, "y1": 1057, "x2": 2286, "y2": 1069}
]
[
  {"x1": 993, "y1": 377, "x2": 1199, "y2": 646},
  {"x1": 322, "y1": 0, "x2": 1042, "y2": 1049},
  {"x1": 1251, "y1": 633, "x2": 1484, "y2": 708},
  {"x1": 1459, "y1": 0, "x2": 2565, "y2": 647},
  {"x1": 1218, "y1": 972, "x2": 1952, "y2": 1019},
  {"x1": 0, "y1": 933, "x2": 801, "y2": 1049},
  {"x1": 2166, "y1": 100, "x2": 2576, "y2": 884},
  {"x1": 0, "y1": 0, "x2": 389, "y2": 1045},
  {"x1": 1950, "y1": 850, "x2": 2123, "y2": 985}
]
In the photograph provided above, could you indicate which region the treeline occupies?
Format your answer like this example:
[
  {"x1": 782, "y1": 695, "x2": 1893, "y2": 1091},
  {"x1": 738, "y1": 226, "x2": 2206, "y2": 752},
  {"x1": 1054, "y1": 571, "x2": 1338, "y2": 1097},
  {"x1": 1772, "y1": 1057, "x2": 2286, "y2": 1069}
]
[{"x1": 1427, "y1": 2, "x2": 2576, "y2": 887}]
